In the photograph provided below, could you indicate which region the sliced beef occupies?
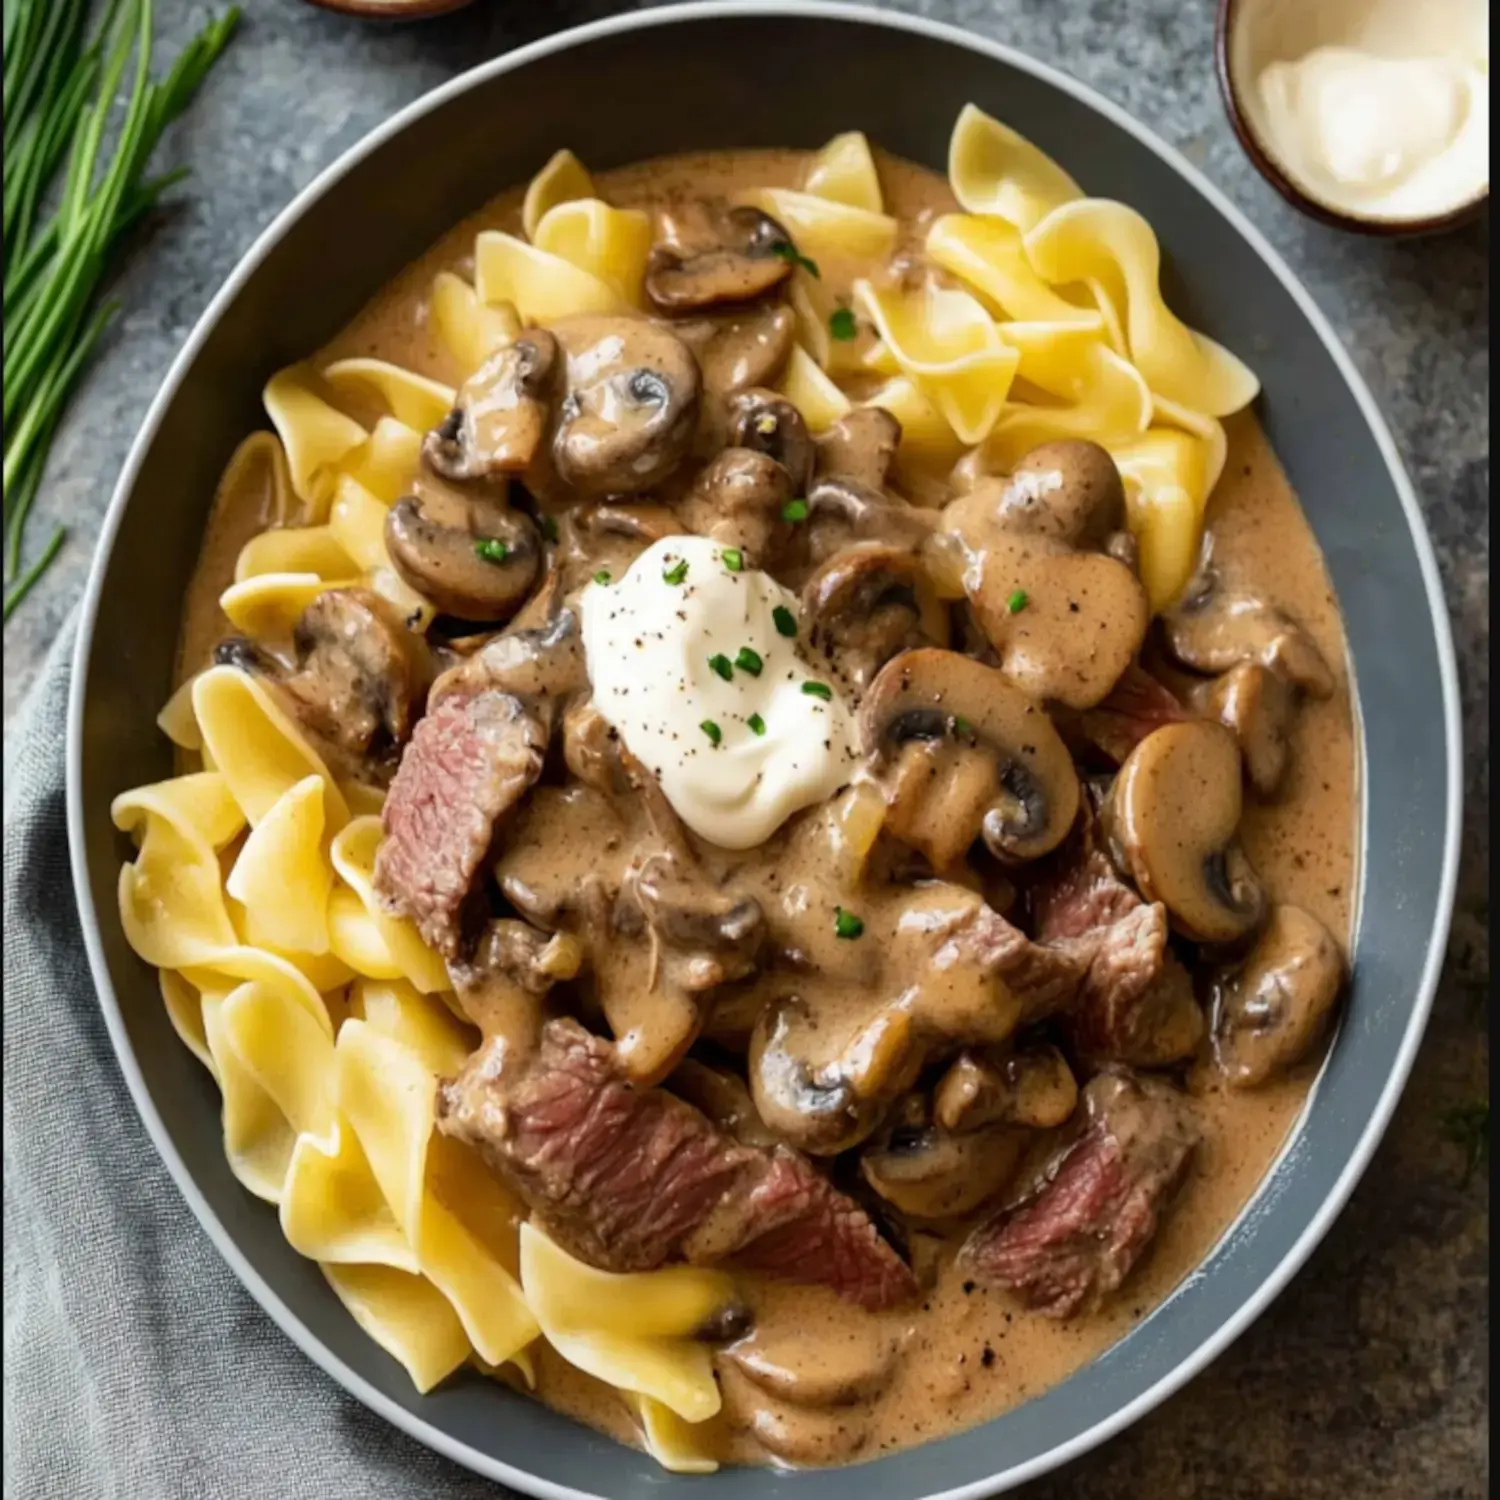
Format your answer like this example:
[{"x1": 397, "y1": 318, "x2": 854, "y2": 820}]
[
  {"x1": 961, "y1": 1069, "x2": 1199, "y2": 1317},
  {"x1": 1064, "y1": 663, "x2": 1192, "y2": 766},
  {"x1": 944, "y1": 900, "x2": 1090, "y2": 1023},
  {"x1": 438, "y1": 1018, "x2": 918, "y2": 1310},
  {"x1": 374, "y1": 689, "x2": 549, "y2": 958},
  {"x1": 1030, "y1": 805, "x2": 1202, "y2": 1067},
  {"x1": 733, "y1": 1148, "x2": 919, "y2": 1311}
]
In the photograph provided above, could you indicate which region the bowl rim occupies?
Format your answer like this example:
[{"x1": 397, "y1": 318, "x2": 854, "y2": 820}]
[
  {"x1": 65, "y1": 3, "x2": 1464, "y2": 1496},
  {"x1": 1213, "y1": 0, "x2": 1491, "y2": 238}
]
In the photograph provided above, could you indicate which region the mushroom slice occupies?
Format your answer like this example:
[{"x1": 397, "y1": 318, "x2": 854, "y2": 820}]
[
  {"x1": 671, "y1": 303, "x2": 798, "y2": 400},
  {"x1": 815, "y1": 407, "x2": 901, "y2": 491},
  {"x1": 1209, "y1": 904, "x2": 1345, "y2": 1087},
  {"x1": 988, "y1": 439, "x2": 1127, "y2": 549},
  {"x1": 729, "y1": 388, "x2": 814, "y2": 493},
  {"x1": 429, "y1": 582, "x2": 586, "y2": 705},
  {"x1": 860, "y1": 648, "x2": 1079, "y2": 868},
  {"x1": 385, "y1": 472, "x2": 542, "y2": 623},
  {"x1": 677, "y1": 447, "x2": 795, "y2": 563},
  {"x1": 933, "y1": 1045, "x2": 1078, "y2": 1134},
  {"x1": 549, "y1": 314, "x2": 701, "y2": 496},
  {"x1": 1162, "y1": 537, "x2": 1334, "y2": 698},
  {"x1": 965, "y1": 531, "x2": 1149, "y2": 711},
  {"x1": 214, "y1": 587, "x2": 431, "y2": 786},
  {"x1": 423, "y1": 329, "x2": 558, "y2": 481},
  {"x1": 802, "y1": 545, "x2": 949, "y2": 696},
  {"x1": 749, "y1": 997, "x2": 886, "y2": 1156},
  {"x1": 725, "y1": 1304, "x2": 901, "y2": 1406},
  {"x1": 448, "y1": 917, "x2": 582, "y2": 1047},
  {"x1": 1192, "y1": 662, "x2": 1295, "y2": 798},
  {"x1": 860, "y1": 1106, "x2": 1026, "y2": 1220},
  {"x1": 1106, "y1": 721, "x2": 1266, "y2": 945},
  {"x1": 645, "y1": 203, "x2": 795, "y2": 312},
  {"x1": 670, "y1": 1059, "x2": 778, "y2": 1150},
  {"x1": 807, "y1": 476, "x2": 935, "y2": 566},
  {"x1": 632, "y1": 853, "x2": 766, "y2": 996}
]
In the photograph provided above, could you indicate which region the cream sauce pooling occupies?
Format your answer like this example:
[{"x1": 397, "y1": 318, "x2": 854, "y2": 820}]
[{"x1": 178, "y1": 148, "x2": 1359, "y2": 1469}]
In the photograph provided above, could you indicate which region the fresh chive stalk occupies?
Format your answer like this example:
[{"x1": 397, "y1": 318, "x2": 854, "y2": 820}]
[{"x1": 3, "y1": 0, "x2": 240, "y2": 622}]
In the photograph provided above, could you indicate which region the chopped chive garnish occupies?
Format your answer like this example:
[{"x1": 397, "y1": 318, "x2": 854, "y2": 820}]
[
  {"x1": 723, "y1": 547, "x2": 745, "y2": 573},
  {"x1": 708, "y1": 653, "x2": 734, "y2": 682},
  {"x1": 700, "y1": 719, "x2": 723, "y2": 745},
  {"x1": 954, "y1": 715, "x2": 974, "y2": 737},
  {"x1": 771, "y1": 241, "x2": 820, "y2": 278},
  {"x1": 834, "y1": 906, "x2": 865, "y2": 940},
  {"x1": 772, "y1": 605, "x2": 798, "y2": 638},
  {"x1": 474, "y1": 539, "x2": 510, "y2": 564},
  {"x1": 593, "y1": 569, "x2": 612, "y2": 585},
  {"x1": 735, "y1": 646, "x2": 764, "y2": 677},
  {"x1": 782, "y1": 498, "x2": 810, "y2": 523},
  {"x1": 802, "y1": 680, "x2": 833, "y2": 702},
  {"x1": 754, "y1": 413, "x2": 778, "y2": 436},
  {"x1": 663, "y1": 557, "x2": 689, "y2": 585},
  {"x1": 539, "y1": 514, "x2": 559, "y2": 542},
  {"x1": 1007, "y1": 588, "x2": 1030, "y2": 614},
  {"x1": 747, "y1": 712, "x2": 766, "y2": 736},
  {"x1": 828, "y1": 306, "x2": 858, "y2": 341}
]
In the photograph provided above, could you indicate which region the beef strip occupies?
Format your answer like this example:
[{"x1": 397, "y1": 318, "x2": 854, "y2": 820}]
[
  {"x1": 374, "y1": 689, "x2": 550, "y2": 958},
  {"x1": 960, "y1": 1068, "x2": 1199, "y2": 1317},
  {"x1": 1062, "y1": 662, "x2": 1192, "y2": 766},
  {"x1": 1029, "y1": 804, "x2": 1203, "y2": 1067},
  {"x1": 438, "y1": 1018, "x2": 918, "y2": 1310}
]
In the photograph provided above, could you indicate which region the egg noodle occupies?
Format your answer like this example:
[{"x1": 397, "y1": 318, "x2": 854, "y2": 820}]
[{"x1": 113, "y1": 107, "x2": 1259, "y2": 1473}]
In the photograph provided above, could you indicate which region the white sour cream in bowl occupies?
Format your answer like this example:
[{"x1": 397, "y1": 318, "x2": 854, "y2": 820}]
[{"x1": 1223, "y1": 0, "x2": 1489, "y2": 229}]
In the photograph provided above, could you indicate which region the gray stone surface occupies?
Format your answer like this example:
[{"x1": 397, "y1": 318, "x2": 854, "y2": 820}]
[{"x1": 2, "y1": 1, "x2": 1487, "y2": 1496}]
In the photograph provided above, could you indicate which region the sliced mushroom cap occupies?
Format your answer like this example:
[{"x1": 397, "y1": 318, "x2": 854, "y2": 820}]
[
  {"x1": 423, "y1": 329, "x2": 558, "y2": 481},
  {"x1": 933, "y1": 1045, "x2": 1079, "y2": 1133},
  {"x1": 966, "y1": 532, "x2": 1149, "y2": 711},
  {"x1": 548, "y1": 314, "x2": 701, "y2": 496},
  {"x1": 992, "y1": 440, "x2": 1127, "y2": 549},
  {"x1": 729, "y1": 388, "x2": 814, "y2": 493},
  {"x1": 677, "y1": 446, "x2": 795, "y2": 562},
  {"x1": 448, "y1": 917, "x2": 582, "y2": 1044},
  {"x1": 1106, "y1": 720, "x2": 1266, "y2": 944},
  {"x1": 671, "y1": 303, "x2": 798, "y2": 400},
  {"x1": 645, "y1": 203, "x2": 795, "y2": 312},
  {"x1": 429, "y1": 581, "x2": 585, "y2": 705},
  {"x1": 749, "y1": 997, "x2": 888, "y2": 1155},
  {"x1": 807, "y1": 476, "x2": 935, "y2": 568},
  {"x1": 669, "y1": 1058, "x2": 779, "y2": 1150},
  {"x1": 214, "y1": 586, "x2": 432, "y2": 785},
  {"x1": 632, "y1": 853, "x2": 766, "y2": 994},
  {"x1": 1192, "y1": 662, "x2": 1295, "y2": 798},
  {"x1": 802, "y1": 544, "x2": 950, "y2": 697},
  {"x1": 559, "y1": 499, "x2": 679, "y2": 590},
  {"x1": 815, "y1": 407, "x2": 901, "y2": 491},
  {"x1": 1162, "y1": 537, "x2": 1335, "y2": 698},
  {"x1": 1209, "y1": 904, "x2": 1345, "y2": 1087},
  {"x1": 860, "y1": 648, "x2": 1080, "y2": 868},
  {"x1": 860, "y1": 1108, "x2": 1027, "y2": 1220},
  {"x1": 385, "y1": 474, "x2": 542, "y2": 623},
  {"x1": 725, "y1": 1304, "x2": 901, "y2": 1405}
]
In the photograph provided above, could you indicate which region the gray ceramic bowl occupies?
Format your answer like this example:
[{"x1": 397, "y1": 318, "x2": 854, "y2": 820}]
[{"x1": 67, "y1": 4, "x2": 1462, "y2": 1497}]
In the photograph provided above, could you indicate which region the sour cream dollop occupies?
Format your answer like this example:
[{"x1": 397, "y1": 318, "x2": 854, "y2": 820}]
[{"x1": 579, "y1": 535, "x2": 858, "y2": 850}]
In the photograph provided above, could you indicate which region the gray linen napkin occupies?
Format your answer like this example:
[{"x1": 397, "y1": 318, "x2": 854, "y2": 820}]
[{"x1": 3, "y1": 622, "x2": 513, "y2": 1500}]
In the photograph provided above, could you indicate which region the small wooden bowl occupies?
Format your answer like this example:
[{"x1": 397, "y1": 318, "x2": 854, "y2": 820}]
[
  {"x1": 301, "y1": 0, "x2": 475, "y2": 18},
  {"x1": 1215, "y1": 0, "x2": 1489, "y2": 237}
]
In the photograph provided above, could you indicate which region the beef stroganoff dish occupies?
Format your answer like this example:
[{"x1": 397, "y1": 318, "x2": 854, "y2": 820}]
[{"x1": 115, "y1": 107, "x2": 1358, "y2": 1471}]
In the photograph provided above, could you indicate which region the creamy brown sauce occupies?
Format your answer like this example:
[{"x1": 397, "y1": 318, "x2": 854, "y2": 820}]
[{"x1": 178, "y1": 148, "x2": 1358, "y2": 1468}]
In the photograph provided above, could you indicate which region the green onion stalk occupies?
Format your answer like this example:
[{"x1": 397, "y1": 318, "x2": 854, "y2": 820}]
[{"x1": 2, "y1": 0, "x2": 239, "y2": 621}]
